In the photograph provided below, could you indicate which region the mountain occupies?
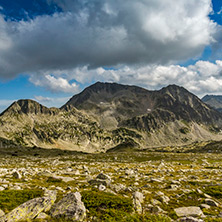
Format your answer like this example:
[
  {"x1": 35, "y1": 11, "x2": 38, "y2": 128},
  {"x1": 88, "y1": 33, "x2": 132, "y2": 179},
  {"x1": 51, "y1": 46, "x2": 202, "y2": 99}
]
[
  {"x1": 202, "y1": 95, "x2": 222, "y2": 112},
  {"x1": 62, "y1": 82, "x2": 222, "y2": 129},
  {"x1": 0, "y1": 99, "x2": 58, "y2": 116},
  {"x1": 1, "y1": 82, "x2": 222, "y2": 152}
]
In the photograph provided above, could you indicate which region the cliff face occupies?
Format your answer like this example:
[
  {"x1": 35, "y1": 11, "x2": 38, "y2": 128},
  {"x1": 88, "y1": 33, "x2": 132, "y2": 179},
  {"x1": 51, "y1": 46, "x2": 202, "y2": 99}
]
[{"x1": 1, "y1": 82, "x2": 222, "y2": 152}]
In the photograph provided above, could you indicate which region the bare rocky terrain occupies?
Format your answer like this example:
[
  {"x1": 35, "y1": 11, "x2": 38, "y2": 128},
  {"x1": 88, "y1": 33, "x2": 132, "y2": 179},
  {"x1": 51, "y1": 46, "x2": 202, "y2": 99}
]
[
  {"x1": 1, "y1": 82, "x2": 222, "y2": 152},
  {"x1": 0, "y1": 148, "x2": 222, "y2": 221}
]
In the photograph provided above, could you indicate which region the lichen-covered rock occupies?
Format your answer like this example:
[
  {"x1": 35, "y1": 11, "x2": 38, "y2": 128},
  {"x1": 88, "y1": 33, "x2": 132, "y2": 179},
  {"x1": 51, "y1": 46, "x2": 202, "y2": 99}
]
[
  {"x1": 50, "y1": 192, "x2": 86, "y2": 221},
  {"x1": 133, "y1": 191, "x2": 144, "y2": 214},
  {"x1": 3, "y1": 190, "x2": 57, "y2": 222},
  {"x1": 36, "y1": 212, "x2": 49, "y2": 219},
  {"x1": 174, "y1": 206, "x2": 204, "y2": 217},
  {"x1": 0, "y1": 209, "x2": 5, "y2": 217}
]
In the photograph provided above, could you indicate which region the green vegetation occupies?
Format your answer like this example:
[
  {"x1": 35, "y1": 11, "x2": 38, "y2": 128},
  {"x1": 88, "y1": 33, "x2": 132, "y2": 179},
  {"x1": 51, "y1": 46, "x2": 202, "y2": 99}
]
[
  {"x1": 0, "y1": 189, "x2": 44, "y2": 213},
  {"x1": 82, "y1": 190, "x2": 133, "y2": 221},
  {"x1": 204, "y1": 186, "x2": 222, "y2": 199}
]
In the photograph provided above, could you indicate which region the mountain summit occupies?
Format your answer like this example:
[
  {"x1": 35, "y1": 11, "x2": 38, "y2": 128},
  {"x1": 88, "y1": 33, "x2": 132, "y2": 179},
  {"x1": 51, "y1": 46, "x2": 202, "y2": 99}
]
[
  {"x1": 62, "y1": 82, "x2": 222, "y2": 129},
  {"x1": 1, "y1": 82, "x2": 222, "y2": 152}
]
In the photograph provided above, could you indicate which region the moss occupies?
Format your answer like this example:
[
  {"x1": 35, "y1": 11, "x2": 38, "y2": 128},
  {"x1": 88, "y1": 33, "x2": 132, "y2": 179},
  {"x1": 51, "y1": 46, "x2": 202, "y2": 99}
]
[
  {"x1": 204, "y1": 186, "x2": 222, "y2": 199},
  {"x1": 205, "y1": 218, "x2": 222, "y2": 222},
  {"x1": 46, "y1": 177, "x2": 63, "y2": 183},
  {"x1": 0, "y1": 189, "x2": 44, "y2": 213},
  {"x1": 81, "y1": 190, "x2": 133, "y2": 221}
]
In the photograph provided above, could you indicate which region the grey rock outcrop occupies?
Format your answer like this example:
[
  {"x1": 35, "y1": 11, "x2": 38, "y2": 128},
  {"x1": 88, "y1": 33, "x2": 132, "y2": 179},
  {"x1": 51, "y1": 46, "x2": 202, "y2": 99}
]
[
  {"x1": 50, "y1": 192, "x2": 86, "y2": 221},
  {"x1": 174, "y1": 206, "x2": 204, "y2": 218}
]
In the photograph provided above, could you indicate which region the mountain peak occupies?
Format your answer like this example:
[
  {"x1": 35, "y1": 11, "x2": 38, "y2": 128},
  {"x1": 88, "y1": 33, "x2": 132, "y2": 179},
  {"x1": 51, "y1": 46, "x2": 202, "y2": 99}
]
[{"x1": 0, "y1": 99, "x2": 56, "y2": 116}]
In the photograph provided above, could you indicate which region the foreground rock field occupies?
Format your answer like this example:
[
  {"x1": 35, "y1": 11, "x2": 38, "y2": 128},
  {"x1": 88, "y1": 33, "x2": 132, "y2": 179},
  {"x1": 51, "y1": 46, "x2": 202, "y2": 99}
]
[{"x1": 1, "y1": 149, "x2": 222, "y2": 221}]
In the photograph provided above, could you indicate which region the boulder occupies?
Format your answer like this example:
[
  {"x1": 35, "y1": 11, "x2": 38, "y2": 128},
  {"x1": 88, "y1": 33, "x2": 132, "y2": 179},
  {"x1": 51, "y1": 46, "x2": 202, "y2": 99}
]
[
  {"x1": 98, "y1": 184, "x2": 106, "y2": 191},
  {"x1": 205, "y1": 198, "x2": 219, "y2": 207},
  {"x1": 178, "y1": 216, "x2": 204, "y2": 222},
  {"x1": 12, "y1": 171, "x2": 22, "y2": 179},
  {"x1": 133, "y1": 191, "x2": 144, "y2": 214},
  {"x1": 96, "y1": 173, "x2": 111, "y2": 181},
  {"x1": 50, "y1": 192, "x2": 86, "y2": 221},
  {"x1": 174, "y1": 206, "x2": 204, "y2": 218},
  {"x1": 0, "y1": 209, "x2": 5, "y2": 217},
  {"x1": 3, "y1": 190, "x2": 57, "y2": 222}
]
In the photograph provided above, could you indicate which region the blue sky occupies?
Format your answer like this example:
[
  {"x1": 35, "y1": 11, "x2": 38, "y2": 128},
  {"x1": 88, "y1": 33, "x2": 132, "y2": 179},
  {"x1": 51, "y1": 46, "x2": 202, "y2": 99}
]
[{"x1": 0, "y1": 0, "x2": 222, "y2": 112}]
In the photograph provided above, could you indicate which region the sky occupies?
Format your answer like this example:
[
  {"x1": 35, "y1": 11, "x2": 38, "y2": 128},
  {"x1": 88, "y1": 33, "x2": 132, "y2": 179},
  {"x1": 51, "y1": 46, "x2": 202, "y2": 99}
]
[{"x1": 0, "y1": 0, "x2": 222, "y2": 112}]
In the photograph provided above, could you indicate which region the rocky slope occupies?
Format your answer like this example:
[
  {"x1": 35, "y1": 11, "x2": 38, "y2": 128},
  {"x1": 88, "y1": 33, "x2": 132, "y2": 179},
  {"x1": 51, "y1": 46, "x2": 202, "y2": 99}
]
[
  {"x1": 1, "y1": 82, "x2": 222, "y2": 152},
  {"x1": 202, "y1": 95, "x2": 222, "y2": 112}
]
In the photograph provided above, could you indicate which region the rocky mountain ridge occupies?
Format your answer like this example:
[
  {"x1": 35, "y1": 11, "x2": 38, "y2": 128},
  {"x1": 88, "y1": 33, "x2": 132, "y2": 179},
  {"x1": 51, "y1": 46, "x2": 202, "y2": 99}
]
[
  {"x1": 1, "y1": 82, "x2": 222, "y2": 152},
  {"x1": 202, "y1": 95, "x2": 222, "y2": 112}
]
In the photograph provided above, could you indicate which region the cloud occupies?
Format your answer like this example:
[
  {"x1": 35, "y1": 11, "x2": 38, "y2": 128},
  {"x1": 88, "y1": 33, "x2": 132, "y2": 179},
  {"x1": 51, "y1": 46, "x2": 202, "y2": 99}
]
[
  {"x1": 30, "y1": 60, "x2": 222, "y2": 97},
  {"x1": 0, "y1": 0, "x2": 218, "y2": 79},
  {"x1": 33, "y1": 95, "x2": 70, "y2": 108},
  {"x1": 34, "y1": 96, "x2": 52, "y2": 103},
  {"x1": 29, "y1": 74, "x2": 80, "y2": 93}
]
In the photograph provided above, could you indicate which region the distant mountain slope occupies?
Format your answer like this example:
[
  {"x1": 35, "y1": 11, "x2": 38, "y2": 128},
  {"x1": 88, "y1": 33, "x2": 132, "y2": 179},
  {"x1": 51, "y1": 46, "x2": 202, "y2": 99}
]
[
  {"x1": 1, "y1": 82, "x2": 222, "y2": 152},
  {"x1": 202, "y1": 95, "x2": 222, "y2": 112},
  {"x1": 0, "y1": 99, "x2": 58, "y2": 116},
  {"x1": 62, "y1": 82, "x2": 222, "y2": 129}
]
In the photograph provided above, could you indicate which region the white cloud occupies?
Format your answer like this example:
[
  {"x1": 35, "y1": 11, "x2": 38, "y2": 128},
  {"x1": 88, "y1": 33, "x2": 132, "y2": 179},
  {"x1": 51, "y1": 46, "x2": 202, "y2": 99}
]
[
  {"x1": 33, "y1": 95, "x2": 70, "y2": 108},
  {"x1": 29, "y1": 74, "x2": 80, "y2": 93},
  {"x1": 0, "y1": 0, "x2": 219, "y2": 79},
  {"x1": 29, "y1": 60, "x2": 222, "y2": 97}
]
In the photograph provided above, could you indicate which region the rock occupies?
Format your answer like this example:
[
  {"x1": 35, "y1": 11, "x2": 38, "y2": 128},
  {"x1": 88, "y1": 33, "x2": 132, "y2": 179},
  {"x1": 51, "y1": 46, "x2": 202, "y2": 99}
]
[
  {"x1": 43, "y1": 190, "x2": 57, "y2": 212},
  {"x1": 133, "y1": 191, "x2": 144, "y2": 214},
  {"x1": 36, "y1": 212, "x2": 49, "y2": 219},
  {"x1": 0, "y1": 187, "x2": 5, "y2": 191},
  {"x1": 3, "y1": 191, "x2": 57, "y2": 222},
  {"x1": 125, "y1": 169, "x2": 134, "y2": 176},
  {"x1": 155, "y1": 191, "x2": 170, "y2": 204},
  {"x1": 89, "y1": 179, "x2": 108, "y2": 187},
  {"x1": 50, "y1": 192, "x2": 86, "y2": 221},
  {"x1": 151, "y1": 198, "x2": 161, "y2": 206},
  {"x1": 150, "y1": 178, "x2": 163, "y2": 183},
  {"x1": 12, "y1": 171, "x2": 22, "y2": 179},
  {"x1": 178, "y1": 216, "x2": 204, "y2": 222},
  {"x1": 98, "y1": 184, "x2": 106, "y2": 191},
  {"x1": 96, "y1": 173, "x2": 111, "y2": 181},
  {"x1": 0, "y1": 209, "x2": 5, "y2": 217},
  {"x1": 50, "y1": 175, "x2": 74, "y2": 183},
  {"x1": 110, "y1": 183, "x2": 126, "y2": 193},
  {"x1": 174, "y1": 206, "x2": 204, "y2": 217},
  {"x1": 151, "y1": 205, "x2": 165, "y2": 214},
  {"x1": 133, "y1": 191, "x2": 144, "y2": 203},
  {"x1": 200, "y1": 204, "x2": 211, "y2": 209},
  {"x1": 205, "y1": 198, "x2": 219, "y2": 207},
  {"x1": 89, "y1": 173, "x2": 112, "y2": 187}
]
